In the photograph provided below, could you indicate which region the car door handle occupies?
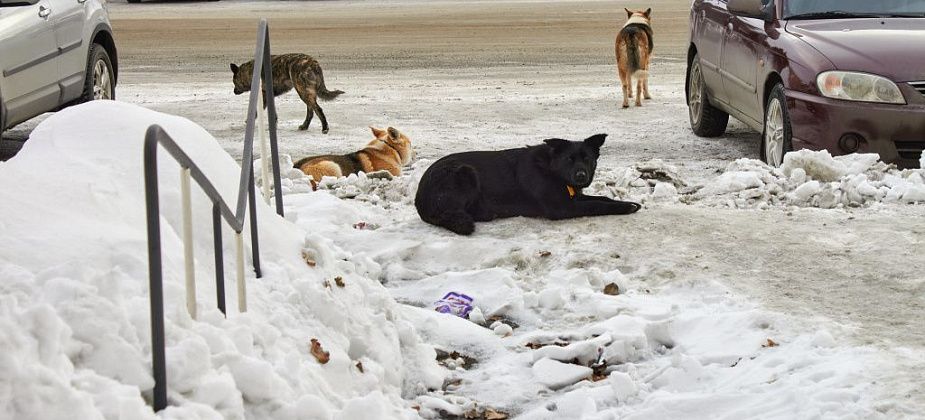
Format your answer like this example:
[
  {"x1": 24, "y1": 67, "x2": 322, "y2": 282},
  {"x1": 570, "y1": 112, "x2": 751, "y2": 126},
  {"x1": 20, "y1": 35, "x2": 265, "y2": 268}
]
[{"x1": 38, "y1": 5, "x2": 51, "y2": 18}]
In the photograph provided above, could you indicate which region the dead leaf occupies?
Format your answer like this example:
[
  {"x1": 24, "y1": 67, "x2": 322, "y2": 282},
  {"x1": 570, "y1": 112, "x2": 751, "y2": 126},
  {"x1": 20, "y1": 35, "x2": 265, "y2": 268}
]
[
  {"x1": 484, "y1": 408, "x2": 509, "y2": 420},
  {"x1": 301, "y1": 250, "x2": 316, "y2": 267},
  {"x1": 310, "y1": 338, "x2": 330, "y2": 364},
  {"x1": 334, "y1": 276, "x2": 345, "y2": 288},
  {"x1": 762, "y1": 338, "x2": 779, "y2": 348},
  {"x1": 525, "y1": 340, "x2": 569, "y2": 350},
  {"x1": 603, "y1": 283, "x2": 620, "y2": 296},
  {"x1": 323, "y1": 280, "x2": 332, "y2": 289},
  {"x1": 538, "y1": 250, "x2": 552, "y2": 258},
  {"x1": 355, "y1": 361, "x2": 364, "y2": 373}
]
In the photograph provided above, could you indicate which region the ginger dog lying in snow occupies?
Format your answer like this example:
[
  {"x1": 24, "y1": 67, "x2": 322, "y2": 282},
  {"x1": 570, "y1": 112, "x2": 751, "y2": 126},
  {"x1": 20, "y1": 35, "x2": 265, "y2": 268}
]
[
  {"x1": 294, "y1": 127, "x2": 414, "y2": 186},
  {"x1": 415, "y1": 134, "x2": 641, "y2": 235}
]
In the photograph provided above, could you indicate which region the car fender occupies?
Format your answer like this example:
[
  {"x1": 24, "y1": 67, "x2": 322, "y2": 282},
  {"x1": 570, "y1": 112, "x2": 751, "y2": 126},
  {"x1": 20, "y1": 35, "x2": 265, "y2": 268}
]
[{"x1": 88, "y1": 22, "x2": 118, "y2": 84}]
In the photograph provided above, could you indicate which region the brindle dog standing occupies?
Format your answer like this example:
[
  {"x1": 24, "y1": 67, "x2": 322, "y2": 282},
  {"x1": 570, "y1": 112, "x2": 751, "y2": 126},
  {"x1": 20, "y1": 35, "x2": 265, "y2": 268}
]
[
  {"x1": 230, "y1": 53, "x2": 344, "y2": 133},
  {"x1": 615, "y1": 8, "x2": 653, "y2": 108}
]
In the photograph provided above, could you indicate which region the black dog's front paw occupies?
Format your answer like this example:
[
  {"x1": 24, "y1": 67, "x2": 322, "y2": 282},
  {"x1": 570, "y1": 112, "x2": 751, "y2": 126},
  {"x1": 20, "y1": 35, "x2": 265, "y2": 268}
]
[
  {"x1": 298, "y1": 124, "x2": 308, "y2": 131},
  {"x1": 322, "y1": 128, "x2": 329, "y2": 134},
  {"x1": 620, "y1": 201, "x2": 642, "y2": 214}
]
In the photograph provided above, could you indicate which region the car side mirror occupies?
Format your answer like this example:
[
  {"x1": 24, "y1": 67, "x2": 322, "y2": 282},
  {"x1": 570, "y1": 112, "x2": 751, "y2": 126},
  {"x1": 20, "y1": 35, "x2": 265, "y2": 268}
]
[
  {"x1": 728, "y1": 0, "x2": 774, "y2": 22},
  {"x1": 0, "y1": 0, "x2": 41, "y2": 6}
]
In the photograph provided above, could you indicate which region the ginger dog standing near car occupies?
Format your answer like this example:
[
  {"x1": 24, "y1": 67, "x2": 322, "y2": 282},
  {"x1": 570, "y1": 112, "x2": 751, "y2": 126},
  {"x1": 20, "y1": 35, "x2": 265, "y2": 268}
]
[
  {"x1": 615, "y1": 8, "x2": 654, "y2": 108},
  {"x1": 294, "y1": 127, "x2": 415, "y2": 186}
]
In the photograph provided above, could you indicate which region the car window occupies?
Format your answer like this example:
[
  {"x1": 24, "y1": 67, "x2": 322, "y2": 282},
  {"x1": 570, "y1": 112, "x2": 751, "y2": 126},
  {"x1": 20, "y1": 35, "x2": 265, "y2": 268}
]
[{"x1": 784, "y1": 0, "x2": 925, "y2": 18}]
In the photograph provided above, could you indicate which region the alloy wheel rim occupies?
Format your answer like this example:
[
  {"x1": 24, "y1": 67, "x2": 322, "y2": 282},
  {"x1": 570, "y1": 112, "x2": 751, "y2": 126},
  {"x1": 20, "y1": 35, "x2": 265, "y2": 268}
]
[
  {"x1": 689, "y1": 63, "x2": 703, "y2": 125},
  {"x1": 93, "y1": 60, "x2": 112, "y2": 100},
  {"x1": 764, "y1": 98, "x2": 785, "y2": 167}
]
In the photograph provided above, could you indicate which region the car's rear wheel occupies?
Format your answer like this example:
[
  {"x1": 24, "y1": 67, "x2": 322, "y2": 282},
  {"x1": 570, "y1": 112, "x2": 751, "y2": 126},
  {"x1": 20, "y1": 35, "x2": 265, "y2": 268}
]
[
  {"x1": 687, "y1": 53, "x2": 729, "y2": 137},
  {"x1": 126, "y1": 0, "x2": 141, "y2": 3},
  {"x1": 81, "y1": 44, "x2": 115, "y2": 102},
  {"x1": 761, "y1": 84, "x2": 793, "y2": 167}
]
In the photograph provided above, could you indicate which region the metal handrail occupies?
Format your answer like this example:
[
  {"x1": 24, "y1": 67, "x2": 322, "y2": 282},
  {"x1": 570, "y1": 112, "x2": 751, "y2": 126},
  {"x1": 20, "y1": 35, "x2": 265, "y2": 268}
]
[{"x1": 143, "y1": 19, "x2": 283, "y2": 412}]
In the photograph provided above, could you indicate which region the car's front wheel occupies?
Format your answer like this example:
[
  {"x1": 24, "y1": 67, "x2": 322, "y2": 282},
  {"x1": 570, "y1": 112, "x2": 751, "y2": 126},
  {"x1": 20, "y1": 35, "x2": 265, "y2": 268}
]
[
  {"x1": 81, "y1": 43, "x2": 115, "y2": 102},
  {"x1": 687, "y1": 53, "x2": 729, "y2": 137},
  {"x1": 761, "y1": 84, "x2": 793, "y2": 167}
]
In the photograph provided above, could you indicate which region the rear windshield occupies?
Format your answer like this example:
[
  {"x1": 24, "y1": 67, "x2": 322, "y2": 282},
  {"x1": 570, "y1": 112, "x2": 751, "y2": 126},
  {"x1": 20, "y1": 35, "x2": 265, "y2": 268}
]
[{"x1": 784, "y1": 0, "x2": 925, "y2": 18}]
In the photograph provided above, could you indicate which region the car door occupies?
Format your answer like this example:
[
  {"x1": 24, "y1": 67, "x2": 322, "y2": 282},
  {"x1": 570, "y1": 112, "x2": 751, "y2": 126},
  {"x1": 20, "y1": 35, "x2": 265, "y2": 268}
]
[
  {"x1": 0, "y1": 0, "x2": 61, "y2": 126},
  {"x1": 694, "y1": 0, "x2": 732, "y2": 105},
  {"x1": 49, "y1": 0, "x2": 87, "y2": 101},
  {"x1": 720, "y1": 14, "x2": 763, "y2": 126}
]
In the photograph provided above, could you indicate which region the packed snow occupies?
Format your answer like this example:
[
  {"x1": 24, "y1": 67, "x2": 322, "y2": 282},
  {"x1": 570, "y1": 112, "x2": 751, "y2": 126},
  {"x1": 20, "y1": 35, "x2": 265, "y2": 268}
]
[{"x1": 2, "y1": 102, "x2": 923, "y2": 419}]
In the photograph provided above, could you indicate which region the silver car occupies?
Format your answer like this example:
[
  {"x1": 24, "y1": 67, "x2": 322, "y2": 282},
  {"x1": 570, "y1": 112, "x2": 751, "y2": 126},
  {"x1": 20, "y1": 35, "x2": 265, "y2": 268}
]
[{"x1": 0, "y1": 0, "x2": 117, "y2": 132}]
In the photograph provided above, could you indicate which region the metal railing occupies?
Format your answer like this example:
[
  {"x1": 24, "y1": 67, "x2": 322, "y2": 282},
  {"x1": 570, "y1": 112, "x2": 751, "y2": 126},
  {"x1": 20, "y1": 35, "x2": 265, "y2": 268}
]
[{"x1": 143, "y1": 19, "x2": 283, "y2": 412}]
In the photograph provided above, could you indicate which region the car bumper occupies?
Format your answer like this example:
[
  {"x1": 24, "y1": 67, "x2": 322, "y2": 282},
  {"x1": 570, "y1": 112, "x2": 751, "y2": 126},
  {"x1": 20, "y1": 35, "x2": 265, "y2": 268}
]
[{"x1": 786, "y1": 86, "x2": 925, "y2": 168}]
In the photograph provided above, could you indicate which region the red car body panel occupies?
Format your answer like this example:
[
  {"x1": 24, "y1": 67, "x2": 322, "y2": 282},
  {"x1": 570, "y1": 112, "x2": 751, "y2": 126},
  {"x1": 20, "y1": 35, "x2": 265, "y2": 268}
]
[{"x1": 688, "y1": 0, "x2": 925, "y2": 167}]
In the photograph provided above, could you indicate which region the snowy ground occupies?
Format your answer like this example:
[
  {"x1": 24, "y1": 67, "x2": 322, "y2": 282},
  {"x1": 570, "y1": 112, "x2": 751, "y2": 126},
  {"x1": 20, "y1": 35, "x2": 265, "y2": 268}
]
[{"x1": 2, "y1": 0, "x2": 925, "y2": 418}]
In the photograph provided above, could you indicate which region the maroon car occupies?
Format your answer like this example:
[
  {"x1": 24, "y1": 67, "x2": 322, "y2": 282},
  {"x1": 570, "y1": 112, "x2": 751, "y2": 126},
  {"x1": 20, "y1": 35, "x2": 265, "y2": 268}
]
[{"x1": 687, "y1": 0, "x2": 925, "y2": 168}]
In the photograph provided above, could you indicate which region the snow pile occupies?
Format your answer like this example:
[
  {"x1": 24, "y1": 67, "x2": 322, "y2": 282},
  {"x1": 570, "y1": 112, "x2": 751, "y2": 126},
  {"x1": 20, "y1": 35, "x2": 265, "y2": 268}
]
[
  {"x1": 284, "y1": 182, "x2": 892, "y2": 419},
  {"x1": 0, "y1": 101, "x2": 443, "y2": 420},
  {"x1": 588, "y1": 151, "x2": 925, "y2": 209}
]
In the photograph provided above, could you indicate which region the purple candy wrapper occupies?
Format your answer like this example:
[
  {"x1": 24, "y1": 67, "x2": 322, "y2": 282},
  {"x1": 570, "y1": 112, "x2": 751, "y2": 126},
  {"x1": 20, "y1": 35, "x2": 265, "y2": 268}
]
[{"x1": 434, "y1": 292, "x2": 474, "y2": 318}]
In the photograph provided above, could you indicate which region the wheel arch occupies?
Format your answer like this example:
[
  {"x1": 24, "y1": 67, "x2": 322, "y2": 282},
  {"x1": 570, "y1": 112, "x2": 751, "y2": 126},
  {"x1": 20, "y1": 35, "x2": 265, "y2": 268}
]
[
  {"x1": 90, "y1": 24, "x2": 118, "y2": 85},
  {"x1": 762, "y1": 71, "x2": 783, "y2": 113},
  {"x1": 685, "y1": 43, "x2": 699, "y2": 104}
]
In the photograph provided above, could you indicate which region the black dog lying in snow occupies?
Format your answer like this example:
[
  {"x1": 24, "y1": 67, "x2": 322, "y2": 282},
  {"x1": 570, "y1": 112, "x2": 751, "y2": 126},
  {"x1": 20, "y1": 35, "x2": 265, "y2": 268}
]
[{"x1": 414, "y1": 134, "x2": 641, "y2": 235}]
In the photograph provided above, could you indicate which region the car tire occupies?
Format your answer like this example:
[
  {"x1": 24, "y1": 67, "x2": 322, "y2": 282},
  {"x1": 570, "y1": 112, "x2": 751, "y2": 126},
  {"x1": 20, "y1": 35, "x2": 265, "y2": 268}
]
[
  {"x1": 761, "y1": 83, "x2": 793, "y2": 167},
  {"x1": 126, "y1": 0, "x2": 141, "y2": 3},
  {"x1": 81, "y1": 44, "x2": 116, "y2": 102},
  {"x1": 687, "y1": 53, "x2": 729, "y2": 137}
]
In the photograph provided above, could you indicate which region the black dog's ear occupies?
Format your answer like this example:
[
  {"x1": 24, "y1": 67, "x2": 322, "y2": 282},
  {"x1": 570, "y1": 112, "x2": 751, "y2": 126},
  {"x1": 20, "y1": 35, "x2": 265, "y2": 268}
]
[
  {"x1": 543, "y1": 138, "x2": 571, "y2": 151},
  {"x1": 584, "y1": 134, "x2": 607, "y2": 151},
  {"x1": 230, "y1": 63, "x2": 239, "y2": 74}
]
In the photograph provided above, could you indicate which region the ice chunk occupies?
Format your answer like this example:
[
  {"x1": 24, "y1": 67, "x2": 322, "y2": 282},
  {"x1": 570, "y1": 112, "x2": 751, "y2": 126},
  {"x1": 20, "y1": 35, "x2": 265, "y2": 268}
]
[{"x1": 532, "y1": 358, "x2": 592, "y2": 390}]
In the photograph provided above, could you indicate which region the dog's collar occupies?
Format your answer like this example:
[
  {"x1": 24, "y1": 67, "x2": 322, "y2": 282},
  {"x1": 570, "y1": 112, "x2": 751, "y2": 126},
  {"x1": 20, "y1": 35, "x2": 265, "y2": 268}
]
[
  {"x1": 567, "y1": 185, "x2": 577, "y2": 199},
  {"x1": 624, "y1": 15, "x2": 650, "y2": 28}
]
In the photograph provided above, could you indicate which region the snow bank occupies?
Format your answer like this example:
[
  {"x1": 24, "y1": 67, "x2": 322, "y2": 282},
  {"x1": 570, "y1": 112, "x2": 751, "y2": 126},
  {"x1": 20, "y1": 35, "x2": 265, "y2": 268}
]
[
  {"x1": 0, "y1": 101, "x2": 442, "y2": 419},
  {"x1": 283, "y1": 175, "x2": 890, "y2": 419},
  {"x1": 586, "y1": 152, "x2": 925, "y2": 210}
]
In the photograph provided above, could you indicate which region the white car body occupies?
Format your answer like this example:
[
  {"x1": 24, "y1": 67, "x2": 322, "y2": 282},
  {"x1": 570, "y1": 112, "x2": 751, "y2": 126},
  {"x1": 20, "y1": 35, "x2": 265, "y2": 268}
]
[{"x1": 0, "y1": 0, "x2": 116, "y2": 131}]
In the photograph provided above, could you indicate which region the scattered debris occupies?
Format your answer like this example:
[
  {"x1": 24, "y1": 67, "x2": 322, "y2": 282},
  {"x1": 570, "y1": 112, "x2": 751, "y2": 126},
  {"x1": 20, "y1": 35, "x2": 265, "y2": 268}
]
[
  {"x1": 434, "y1": 292, "x2": 474, "y2": 318},
  {"x1": 353, "y1": 221, "x2": 380, "y2": 230},
  {"x1": 310, "y1": 338, "x2": 330, "y2": 364},
  {"x1": 603, "y1": 282, "x2": 620, "y2": 296},
  {"x1": 538, "y1": 250, "x2": 552, "y2": 258},
  {"x1": 322, "y1": 280, "x2": 332, "y2": 289},
  {"x1": 762, "y1": 338, "x2": 779, "y2": 348},
  {"x1": 355, "y1": 361, "x2": 364, "y2": 373},
  {"x1": 525, "y1": 340, "x2": 569, "y2": 350},
  {"x1": 334, "y1": 276, "x2": 345, "y2": 288},
  {"x1": 435, "y1": 349, "x2": 478, "y2": 370},
  {"x1": 485, "y1": 315, "x2": 520, "y2": 330},
  {"x1": 301, "y1": 249, "x2": 317, "y2": 267}
]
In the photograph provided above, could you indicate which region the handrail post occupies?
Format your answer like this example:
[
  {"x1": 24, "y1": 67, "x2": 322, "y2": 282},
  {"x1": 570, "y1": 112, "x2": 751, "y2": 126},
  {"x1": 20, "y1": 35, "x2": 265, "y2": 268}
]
[
  {"x1": 180, "y1": 167, "x2": 197, "y2": 320},
  {"x1": 212, "y1": 203, "x2": 226, "y2": 316},
  {"x1": 235, "y1": 231, "x2": 246, "y2": 312},
  {"x1": 248, "y1": 164, "x2": 262, "y2": 278},
  {"x1": 143, "y1": 126, "x2": 168, "y2": 412},
  {"x1": 261, "y1": 24, "x2": 284, "y2": 217}
]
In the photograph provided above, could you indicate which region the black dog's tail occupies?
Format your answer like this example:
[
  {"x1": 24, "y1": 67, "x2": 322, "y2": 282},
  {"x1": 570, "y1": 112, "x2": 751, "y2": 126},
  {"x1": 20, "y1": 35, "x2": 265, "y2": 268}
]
[{"x1": 314, "y1": 64, "x2": 344, "y2": 101}]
